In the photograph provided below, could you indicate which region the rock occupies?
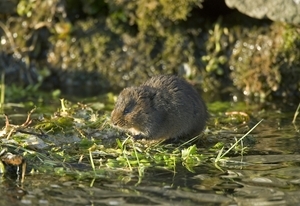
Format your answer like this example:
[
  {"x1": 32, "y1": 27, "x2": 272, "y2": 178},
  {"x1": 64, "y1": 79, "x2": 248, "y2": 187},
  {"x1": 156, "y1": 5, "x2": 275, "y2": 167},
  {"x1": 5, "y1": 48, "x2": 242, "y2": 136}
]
[{"x1": 225, "y1": 0, "x2": 300, "y2": 25}]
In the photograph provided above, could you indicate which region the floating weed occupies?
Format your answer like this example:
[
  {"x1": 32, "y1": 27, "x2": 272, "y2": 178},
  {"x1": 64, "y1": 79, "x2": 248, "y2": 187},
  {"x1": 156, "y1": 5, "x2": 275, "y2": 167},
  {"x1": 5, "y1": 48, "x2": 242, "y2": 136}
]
[
  {"x1": 0, "y1": 142, "x2": 62, "y2": 178},
  {"x1": 103, "y1": 136, "x2": 206, "y2": 180},
  {"x1": 214, "y1": 119, "x2": 263, "y2": 164},
  {"x1": 181, "y1": 144, "x2": 204, "y2": 172},
  {"x1": 0, "y1": 99, "x2": 264, "y2": 183},
  {"x1": 35, "y1": 116, "x2": 74, "y2": 133}
]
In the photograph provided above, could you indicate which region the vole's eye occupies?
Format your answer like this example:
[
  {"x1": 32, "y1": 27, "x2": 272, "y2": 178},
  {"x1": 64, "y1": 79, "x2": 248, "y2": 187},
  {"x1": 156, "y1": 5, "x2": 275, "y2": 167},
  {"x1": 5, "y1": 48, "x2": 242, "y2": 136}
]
[
  {"x1": 123, "y1": 103, "x2": 134, "y2": 114},
  {"x1": 123, "y1": 107, "x2": 132, "y2": 115},
  {"x1": 123, "y1": 108, "x2": 130, "y2": 114}
]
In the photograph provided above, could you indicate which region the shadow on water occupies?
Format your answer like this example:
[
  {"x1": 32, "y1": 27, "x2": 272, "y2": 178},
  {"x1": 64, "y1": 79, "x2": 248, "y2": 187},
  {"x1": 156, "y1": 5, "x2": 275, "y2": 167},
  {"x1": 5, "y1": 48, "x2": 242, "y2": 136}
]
[{"x1": 0, "y1": 102, "x2": 300, "y2": 206}]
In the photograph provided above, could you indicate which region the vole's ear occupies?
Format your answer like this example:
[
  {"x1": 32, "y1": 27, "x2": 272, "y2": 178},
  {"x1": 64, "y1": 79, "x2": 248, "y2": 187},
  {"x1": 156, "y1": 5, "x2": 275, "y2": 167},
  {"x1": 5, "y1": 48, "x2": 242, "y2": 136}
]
[
  {"x1": 147, "y1": 87, "x2": 157, "y2": 100},
  {"x1": 138, "y1": 86, "x2": 157, "y2": 100}
]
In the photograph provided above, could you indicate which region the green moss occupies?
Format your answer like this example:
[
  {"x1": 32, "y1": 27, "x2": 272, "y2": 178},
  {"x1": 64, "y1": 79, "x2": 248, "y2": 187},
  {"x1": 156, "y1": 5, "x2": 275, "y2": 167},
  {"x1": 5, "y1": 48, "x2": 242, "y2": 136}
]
[
  {"x1": 227, "y1": 22, "x2": 300, "y2": 100},
  {"x1": 106, "y1": 0, "x2": 202, "y2": 34},
  {"x1": 2, "y1": 0, "x2": 300, "y2": 102}
]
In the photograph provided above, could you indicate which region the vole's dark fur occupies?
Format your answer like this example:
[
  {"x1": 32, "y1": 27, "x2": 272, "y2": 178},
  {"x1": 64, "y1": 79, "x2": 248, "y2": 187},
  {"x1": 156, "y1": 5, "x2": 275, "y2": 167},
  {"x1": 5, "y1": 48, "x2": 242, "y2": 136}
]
[{"x1": 111, "y1": 75, "x2": 208, "y2": 140}]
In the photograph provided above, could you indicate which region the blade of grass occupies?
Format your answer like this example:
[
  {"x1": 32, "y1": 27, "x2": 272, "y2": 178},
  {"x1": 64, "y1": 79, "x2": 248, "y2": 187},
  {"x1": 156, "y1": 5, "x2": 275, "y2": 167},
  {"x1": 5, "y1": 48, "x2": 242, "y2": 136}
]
[
  {"x1": 0, "y1": 72, "x2": 5, "y2": 110},
  {"x1": 215, "y1": 119, "x2": 263, "y2": 163},
  {"x1": 121, "y1": 135, "x2": 132, "y2": 171},
  {"x1": 177, "y1": 135, "x2": 199, "y2": 149},
  {"x1": 89, "y1": 148, "x2": 96, "y2": 172},
  {"x1": 215, "y1": 146, "x2": 224, "y2": 163},
  {"x1": 130, "y1": 138, "x2": 144, "y2": 184},
  {"x1": 292, "y1": 103, "x2": 300, "y2": 124}
]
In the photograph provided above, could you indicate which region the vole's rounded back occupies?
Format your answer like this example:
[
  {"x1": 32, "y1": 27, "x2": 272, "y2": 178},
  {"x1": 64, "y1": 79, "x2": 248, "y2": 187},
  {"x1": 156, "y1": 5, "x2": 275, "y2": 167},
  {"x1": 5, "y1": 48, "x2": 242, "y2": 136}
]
[{"x1": 111, "y1": 75, "x2": 208, "y2": 140}]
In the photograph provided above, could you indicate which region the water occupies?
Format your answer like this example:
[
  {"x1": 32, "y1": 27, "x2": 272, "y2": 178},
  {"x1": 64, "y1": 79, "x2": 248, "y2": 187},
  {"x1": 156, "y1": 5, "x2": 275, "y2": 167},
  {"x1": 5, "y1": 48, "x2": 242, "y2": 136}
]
[{"x1": 0, "y1": 101, "x2": 300, "y2": 206}]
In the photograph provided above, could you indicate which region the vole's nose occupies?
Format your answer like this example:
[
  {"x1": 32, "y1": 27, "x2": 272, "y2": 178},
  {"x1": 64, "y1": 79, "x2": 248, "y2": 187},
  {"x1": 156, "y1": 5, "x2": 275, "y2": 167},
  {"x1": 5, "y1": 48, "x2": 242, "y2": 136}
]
[{"x1": 110, "y1": 116, "x2": 118, "y2": 126}]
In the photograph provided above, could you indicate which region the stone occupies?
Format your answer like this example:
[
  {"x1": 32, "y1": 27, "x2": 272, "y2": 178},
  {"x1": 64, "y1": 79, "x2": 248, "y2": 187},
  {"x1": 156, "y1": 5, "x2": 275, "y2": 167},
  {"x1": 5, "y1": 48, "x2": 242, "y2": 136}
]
[{"x1": 225, "y1": 0, "x2": 300, "y2": 24}]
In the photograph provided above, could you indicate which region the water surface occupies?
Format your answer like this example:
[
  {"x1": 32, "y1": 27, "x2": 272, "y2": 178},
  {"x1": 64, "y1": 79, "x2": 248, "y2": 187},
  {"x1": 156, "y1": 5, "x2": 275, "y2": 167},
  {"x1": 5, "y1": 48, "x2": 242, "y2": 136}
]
[{"x1": 1, "y1": 102, "x2": 300, "y2": 206}]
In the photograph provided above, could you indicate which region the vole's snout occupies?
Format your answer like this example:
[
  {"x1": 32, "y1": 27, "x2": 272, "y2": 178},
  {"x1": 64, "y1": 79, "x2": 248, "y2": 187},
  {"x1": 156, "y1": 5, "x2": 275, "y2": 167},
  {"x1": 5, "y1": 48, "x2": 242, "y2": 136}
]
[
  {"x1": 111, "y1": 118, "x2": 119, "y2": 127},
  {"x1": 111, "y1": 112, "x2": 123, "y2": 127},
  {"x1": 110, "y1": 110, "x2": 117, "y2": 126},
  {"x1": 112, "y1": 120, "x2": 119, "y2": 126}
]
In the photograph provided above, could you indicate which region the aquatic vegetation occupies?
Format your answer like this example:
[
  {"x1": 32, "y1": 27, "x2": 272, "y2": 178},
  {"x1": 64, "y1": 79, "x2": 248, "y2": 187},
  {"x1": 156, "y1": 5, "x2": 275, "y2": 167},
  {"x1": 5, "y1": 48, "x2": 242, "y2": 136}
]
[
  {"x1": 0, "y1": 98, "x2": 256, "y2": 183},
  {"x1": 214, "y1": 119, "x2": 263, "y2": 163}
]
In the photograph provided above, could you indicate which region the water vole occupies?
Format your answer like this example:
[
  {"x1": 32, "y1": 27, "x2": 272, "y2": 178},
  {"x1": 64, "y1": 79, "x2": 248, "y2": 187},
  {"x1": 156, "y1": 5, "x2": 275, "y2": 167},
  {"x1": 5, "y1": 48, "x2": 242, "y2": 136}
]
[{"x1": 111, "y1": 75, "x2": 208, "y2": 140}]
